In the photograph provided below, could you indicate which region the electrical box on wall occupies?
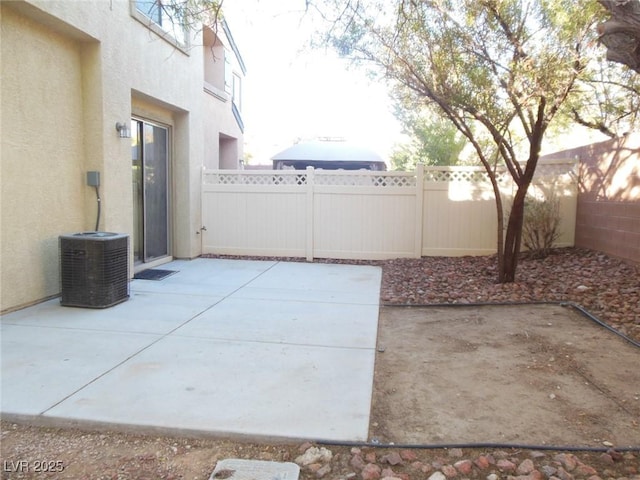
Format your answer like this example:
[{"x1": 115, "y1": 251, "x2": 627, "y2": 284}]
[{"x1": 86, "y1": 171, "x2": 100, "y2": 187}]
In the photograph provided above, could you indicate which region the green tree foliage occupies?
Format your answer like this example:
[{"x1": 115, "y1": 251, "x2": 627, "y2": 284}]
[
  {"x1": 565, "y1": 57, "x2": 640, "y2": 137},
  {"x1": 390, "y1": 104, "x2": 467, "y2": 170},
  {"x1": 139, "y1": 0, "x2": 223, "y2": 41},
  {"x1": 310, "y1": 0, "x2": 604, "y2": 283}
]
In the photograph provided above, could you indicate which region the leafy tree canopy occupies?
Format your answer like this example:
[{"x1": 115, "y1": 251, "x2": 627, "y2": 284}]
[
  {"x1": 390, "y1": 104, "x2": 468, "y2": 169},
  {"x1": 308, "y1": 0, "x2": 606, "y2": 282}
]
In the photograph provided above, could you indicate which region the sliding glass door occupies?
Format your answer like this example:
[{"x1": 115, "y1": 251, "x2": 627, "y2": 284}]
[{"x1": 131, "y1": 119, "x2": 170, "y2": 263}]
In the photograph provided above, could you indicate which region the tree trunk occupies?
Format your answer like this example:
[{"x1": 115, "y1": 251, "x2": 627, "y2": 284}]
[
  {"x1": 500, "y1": 185, "x2": 528, "y2": 283},
  {"x1": 598, "y1": 0, "x2": 640, "y2": 72}
]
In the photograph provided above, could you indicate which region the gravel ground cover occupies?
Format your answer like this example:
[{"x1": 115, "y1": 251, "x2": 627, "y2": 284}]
[
  {"x1": 2, "y1": 247, "x2": 638, "y2": 479},
  {"x1": 377, "y1": 248, "x2": 640, "y2": 345}
]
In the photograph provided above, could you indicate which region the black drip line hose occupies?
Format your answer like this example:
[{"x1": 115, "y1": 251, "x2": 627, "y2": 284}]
[
  {"x1": 315, "y1": 301, "x2": 640, "y2": 453},
  {"x1": 94, "y1": 185, "x2": 101, "y2": 232},
  {"x1": 315, "y1": 439, "x2": 640, "y2": 453}
]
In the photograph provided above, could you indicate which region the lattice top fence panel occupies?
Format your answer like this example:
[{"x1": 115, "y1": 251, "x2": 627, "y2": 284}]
[
  {"x1": 203, "y1": 170, "x2": 417, "y2": 187},
  {"x1": 314, "y1": 172, "x2": 416, "y2": 187},
  {"x1": 203, "y1": 160, "x2": 576, "y2": 187},
  {"x1": 423, "y1": 168, "x2": 492, "y2": 183},
  {"x1": 204, "y1": 171, "x2": 307, "y2": 186}
]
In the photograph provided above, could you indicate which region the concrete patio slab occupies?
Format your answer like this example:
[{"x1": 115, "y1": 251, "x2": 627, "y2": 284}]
[
  {"x1": 131, "y1": 259, "x2": 279, "y2": 297},
  {"x1": 235, "y1": 262, "x2": 381, "y2": 305},
  {"x1": 175, "y1": 297, "x2": 379, "y2": 348},
  {"x1": 0, "y1": 259, "x2": 382, "y2": 442},
  {"x1": 0, "y1": 324, "x2": 159, "y2": 415},
  {"x1": 1, "y1": 292, "x2": 222, "y2": 335},
  {"x1": 44, "y1": 335, "x2": 375, "y2": 440}
]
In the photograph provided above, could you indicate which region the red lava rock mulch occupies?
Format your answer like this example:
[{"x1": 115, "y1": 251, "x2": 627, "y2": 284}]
[{"x1": 378, "y1": 247, "x2": 640, "y2": 344}]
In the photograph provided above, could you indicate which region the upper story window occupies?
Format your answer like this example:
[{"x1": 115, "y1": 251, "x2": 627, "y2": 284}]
[
  {"x1": 133, "y1": 0, "x2": 189, "y2": 49},
  {"x1": 203, "y1": 20, "x2": 245, "y2": 111},
  {"x1": 136, "y1": 0, "x2": 161, "y2": 24},
  {"x1": 232, "y1": 72, "x2": 242, "y2": 111}
]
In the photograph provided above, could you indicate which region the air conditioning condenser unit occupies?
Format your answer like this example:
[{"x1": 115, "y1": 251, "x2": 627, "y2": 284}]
[{"x1": 59, "y1": 232, "x2": 129, "y2": 308}]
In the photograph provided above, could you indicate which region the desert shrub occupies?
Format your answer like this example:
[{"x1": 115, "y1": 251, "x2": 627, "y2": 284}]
[{"x1": 522, "y1": 192, "x2": 561, "y2": 259}]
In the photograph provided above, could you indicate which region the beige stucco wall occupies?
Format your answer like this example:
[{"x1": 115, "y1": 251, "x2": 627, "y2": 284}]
[
  {"x1": 1, "y1": 0, "x2": 244, "y2": 311},
  {"x1": 1, "y1": 5, "x2": 87, "y2": 309}
]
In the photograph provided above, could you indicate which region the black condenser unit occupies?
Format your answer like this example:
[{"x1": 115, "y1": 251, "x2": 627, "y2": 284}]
[{"x1": 59, "y1": 232, "x2": 129, "y2": 308}]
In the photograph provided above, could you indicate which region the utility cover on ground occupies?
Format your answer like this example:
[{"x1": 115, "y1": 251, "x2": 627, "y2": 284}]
[{"x1": 209, "y1": 459, "x2": 300, "y2": 480}]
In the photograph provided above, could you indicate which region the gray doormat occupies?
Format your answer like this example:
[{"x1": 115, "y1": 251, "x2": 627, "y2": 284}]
[
  {"x1": 209, "y1": 459, "x2": 299, "y2": 480},
  {"x1": 133, "y1": 269, "x2": 177, "y2": 281}
]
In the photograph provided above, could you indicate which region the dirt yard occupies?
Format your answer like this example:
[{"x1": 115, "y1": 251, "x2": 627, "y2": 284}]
[{"x1": 371, "y1": 304, "x2": 640, "y2": 446}]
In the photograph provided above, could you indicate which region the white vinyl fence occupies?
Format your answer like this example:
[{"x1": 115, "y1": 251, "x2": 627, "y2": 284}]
[{"x1": 201, "y1": 161, "x2": 577, "y2": 260}]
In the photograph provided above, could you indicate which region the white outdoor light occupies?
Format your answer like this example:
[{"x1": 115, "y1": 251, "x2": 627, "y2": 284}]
[{"x1": 115, "y1": 122, "x2": 131, "y2": 138}]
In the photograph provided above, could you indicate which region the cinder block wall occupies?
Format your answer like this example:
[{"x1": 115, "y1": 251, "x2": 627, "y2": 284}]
[{"x1": 542, "y1": 134, "x2": 639, "y2": 265}]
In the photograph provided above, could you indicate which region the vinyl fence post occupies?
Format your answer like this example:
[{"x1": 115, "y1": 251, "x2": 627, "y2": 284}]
[
  {"x1": 306, "y1": 166, "x2": 314, "y2": 261},
  {"x1": 414, "y1": 163, "x2": 425, "y2": 258}
]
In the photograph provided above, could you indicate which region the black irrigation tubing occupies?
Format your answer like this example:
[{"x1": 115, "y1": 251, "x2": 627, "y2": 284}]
[
  {"x1": 330, "y1": 300, "x2": 640, "y2": 452},
  {"x1": 315, "y1": 439, "x2": 640, "y2": 453},
  {"x1": 381, "y1": 300, "x2": 640, "y2": 349}
]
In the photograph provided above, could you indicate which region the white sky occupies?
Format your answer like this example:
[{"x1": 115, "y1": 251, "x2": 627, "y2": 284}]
[{"x1": 222, "y1": 0, "x2": 404, "y2": 165}]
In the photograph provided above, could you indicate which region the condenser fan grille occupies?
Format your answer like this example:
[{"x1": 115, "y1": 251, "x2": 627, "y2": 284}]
[{"x1": 59, "y1": 232, "x2": 129, "y2": 308}]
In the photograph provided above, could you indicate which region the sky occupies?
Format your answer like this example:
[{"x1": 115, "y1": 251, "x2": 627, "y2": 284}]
[{"x1": 222, "y1": 0, "x2": 404, "y2": 165}]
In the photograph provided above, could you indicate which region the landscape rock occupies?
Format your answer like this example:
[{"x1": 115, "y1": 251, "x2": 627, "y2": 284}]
[
  {"x1": 400, "y1": 449, "x2": 418, "y2": 462},
  {"x1": 575, "y1": 464, "x2": 598, "y2": 476},
  {"x1": 448, "y1": 448, "x2": 464, "y2": 458},
  {"x1": 351, "y1": 454, "x2": 367, "y2": 471},
  {"x1": 475, "y1": 455, "x2": 492, "y2": 469},
  {"x1": 361, "y1": 463, "x2": 382, "y2": 480},
  {"x1": 298, "y1": 441, "x2": 313, "y2": 452},
  {"x1": 454, "y1": 459, "x2": 473, "y2": 475},
  {"x1": 599, "y1": 453, "x2": 615, "y2": 464},
  {"x1": 508, "y1": 471, "x2": 545, "y2": 480},
  {"x1": 497, "y1": 459, "x2": 517, "y2": 472},
  {"x1": 553, "y1": 453, "x2": 578, "y2": 471},
  {"x1": 381, "y1": 452, "x2": 403, "y2": 466},
  {"x1": 410, "y1": 461, "x2": 432, "y2": 473},
  {"x1": 378, "y1": 248, "x2": 640, "y2": 345},
  {"x1": 380, "y1": 467, "x2": 395, "y2": 477},
  {"x1": 316, "y1": 463, "x2": 331, "y2": 478},
  {"x1": 441, "y1": 464, "x2": 458, "y2": 478},
  {"x1": 555, "y1": 466, "x2": 574, "y2": 480},
  {"x1": 295, "y1": 446, "x2": 333, "y2": 466},
  {"x1": 428, "y1": 472, "x2": 447, "y2": 480},
  {"x1": 517, "y1": 458, "x2": 535, "y2": 474},
  {"x1": 529, "y1": 451, "x2": 547, "y2": 460}
]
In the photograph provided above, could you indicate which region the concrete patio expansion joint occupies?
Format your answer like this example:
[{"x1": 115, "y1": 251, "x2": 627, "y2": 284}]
[{"x1": 170, "y1": 333, "x2": 378, "y2": 351}]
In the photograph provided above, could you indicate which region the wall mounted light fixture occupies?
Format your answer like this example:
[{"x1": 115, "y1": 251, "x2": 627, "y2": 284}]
[{"x1": 115, "y1": 122, "x2": 131, "y2": 138}]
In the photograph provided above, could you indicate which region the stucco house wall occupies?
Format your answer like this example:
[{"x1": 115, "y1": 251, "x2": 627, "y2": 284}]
[{"x1": 1, "y1": 0, "x2": 245, "y2": 312}]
